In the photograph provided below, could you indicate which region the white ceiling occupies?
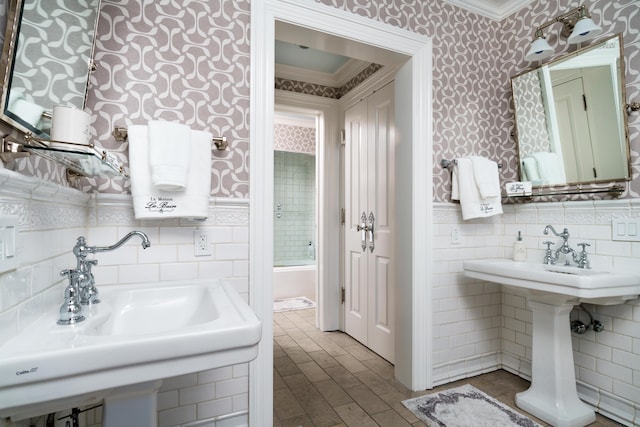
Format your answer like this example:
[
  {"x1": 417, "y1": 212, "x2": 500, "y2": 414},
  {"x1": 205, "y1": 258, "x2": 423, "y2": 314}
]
[{"x1": 273, "y1": 0, "x2": 534, "y2": 84}]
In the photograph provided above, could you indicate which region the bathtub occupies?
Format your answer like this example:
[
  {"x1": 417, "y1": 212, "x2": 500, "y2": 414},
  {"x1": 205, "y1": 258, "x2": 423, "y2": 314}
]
[{"x1": 273, "y1": 263, "x2": 317, "y2": 301}]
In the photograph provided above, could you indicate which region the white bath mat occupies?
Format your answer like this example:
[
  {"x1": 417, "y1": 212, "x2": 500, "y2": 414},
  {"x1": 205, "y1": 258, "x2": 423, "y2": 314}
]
[
  {"x1": 273, "y1": 296, "x2": 316, "y2": 312},
  {"x1": 402, "y1": 384, "x2": 540, "y2": 427}
]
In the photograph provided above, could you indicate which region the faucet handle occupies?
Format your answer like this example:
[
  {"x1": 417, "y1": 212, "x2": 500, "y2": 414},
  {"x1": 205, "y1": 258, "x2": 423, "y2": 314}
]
[
  {"x1": 543, "y1": 241, "x2": 555, "y2": 250},
  {"x1": 577, "y1": 242, "x2": 591, "y2": 251},
  {"x1": 577, "y1": 243, "x2": 591, "y2": 269}
]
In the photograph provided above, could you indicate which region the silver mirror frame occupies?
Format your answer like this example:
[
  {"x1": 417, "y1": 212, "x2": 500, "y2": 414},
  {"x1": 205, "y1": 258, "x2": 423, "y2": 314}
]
[
  {"x1": 511, "y1": 33, "x2": 631, "y2": 190},
  {"x1": 0, "y1": 0, "x2": 101, "y2": 138}
]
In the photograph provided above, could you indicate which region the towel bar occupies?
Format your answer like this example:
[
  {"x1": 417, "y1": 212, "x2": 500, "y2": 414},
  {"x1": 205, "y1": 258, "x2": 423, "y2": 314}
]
[
  {"x1": 112, "y1": 126, "x2": 228, "y2": 151},
  {"x1": 441, "y1": 158, "x2": 503, "y2": 169}
]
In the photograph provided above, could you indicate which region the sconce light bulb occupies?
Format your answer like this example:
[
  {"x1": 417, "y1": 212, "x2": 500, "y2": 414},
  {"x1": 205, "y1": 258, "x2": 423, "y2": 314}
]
[
  {"x1": 567, "y1": 16, "x2": 602, "y2": 44},
  {"x1": 525, "y1": 35, "x2": 554, "y2": 62}
]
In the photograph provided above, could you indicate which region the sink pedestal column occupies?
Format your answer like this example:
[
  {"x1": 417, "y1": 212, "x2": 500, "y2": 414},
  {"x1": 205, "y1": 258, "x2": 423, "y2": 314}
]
[
  {"x1": 516, "y1": 299, "x2": 595, "y2": 427},
  {"x1": 102, "y1": 380, "x2": 163, "y2": 427}
]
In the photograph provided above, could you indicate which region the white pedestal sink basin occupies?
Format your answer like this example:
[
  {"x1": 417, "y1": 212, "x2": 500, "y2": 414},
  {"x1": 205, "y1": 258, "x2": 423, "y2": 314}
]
[
  {"x1": 0, "y1": 280, "x2": 262, "y2": 424},
  {"x1": 464, "y1": 259, "x2": 640, "y2": 427}
]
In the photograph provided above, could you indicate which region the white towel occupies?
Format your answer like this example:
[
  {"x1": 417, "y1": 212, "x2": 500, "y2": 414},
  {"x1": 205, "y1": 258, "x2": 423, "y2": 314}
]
[
  {"x1": 129, "y1": 125, "x2": 211, "y2": 219},
  {"x1": 522, "y1": 157, "x2": 541, "y2": 183},
  {"x1": 469, "y1": 156, "x2": 500, "y2": 198},
  {"x1": 531, "y1": 151, "x2": 565, "y2": 184},
  {"x1": 148, "y1": 120, "x2": 191, "y2": 191},
  {"x1": 8, "y1": 88, "x2": 45, "y2": 128},
  {"x1": 452, "y1": 157, "x2": 503, "y2": 221}
]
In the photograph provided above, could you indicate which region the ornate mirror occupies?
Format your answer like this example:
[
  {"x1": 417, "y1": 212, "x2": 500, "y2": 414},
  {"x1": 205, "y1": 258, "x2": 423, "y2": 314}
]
[
  {"x1": 511, "y1": 34, "x2": 630, "y2": 189},
  {"x1": 0, "y1": 0, "x2": 101, "y2": 138}
]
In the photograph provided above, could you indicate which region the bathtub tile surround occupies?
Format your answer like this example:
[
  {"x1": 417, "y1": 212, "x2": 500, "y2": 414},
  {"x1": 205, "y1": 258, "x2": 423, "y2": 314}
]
[
  {"x1": 0, "y1": 169, "x2": 250, "y2": 427},
  {"x1": 273, "y1": 151, "x2": 316, "y2": 266},
  {"x1": 436, "y1": 201, "x2": 640, "y2": 425}
]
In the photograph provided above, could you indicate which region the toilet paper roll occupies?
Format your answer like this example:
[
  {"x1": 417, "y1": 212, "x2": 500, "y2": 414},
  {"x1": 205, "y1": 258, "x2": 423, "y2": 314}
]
[{"x1": 50, "y1": 105, "x2": 91, "y2": 147}]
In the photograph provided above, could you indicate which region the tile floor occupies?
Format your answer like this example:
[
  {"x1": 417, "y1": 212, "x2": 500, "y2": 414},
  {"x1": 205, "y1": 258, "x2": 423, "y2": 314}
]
[{"x1": 273, "y1": 308, "x2": 624, "y2": 427}]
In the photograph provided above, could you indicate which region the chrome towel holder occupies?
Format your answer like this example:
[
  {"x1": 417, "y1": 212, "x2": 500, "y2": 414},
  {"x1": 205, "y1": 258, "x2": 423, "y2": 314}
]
[
  {"x1": 112, "y1": 126, "x2": 228, "y2": 151},
  {"x1": 440, "y1": 158, "x2": 503, "y2": 169}
]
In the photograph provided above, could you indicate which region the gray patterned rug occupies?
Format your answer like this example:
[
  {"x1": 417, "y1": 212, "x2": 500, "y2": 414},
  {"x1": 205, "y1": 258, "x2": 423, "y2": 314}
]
[
  {"x1": 273, "y1": 296, "x2": 316, "y2": 312},
  {"x1": 402, "y1": 384, "x2": 540, "y2": 427}
]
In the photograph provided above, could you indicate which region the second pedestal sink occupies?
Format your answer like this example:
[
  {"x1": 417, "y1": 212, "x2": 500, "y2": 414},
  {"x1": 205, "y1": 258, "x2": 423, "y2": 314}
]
[
  {"x1": 0, "y1": 280, "x2": 262, "y2": 425},
  {"x1": 463, "y1": 259, "x2": 640, "y2": 427}
]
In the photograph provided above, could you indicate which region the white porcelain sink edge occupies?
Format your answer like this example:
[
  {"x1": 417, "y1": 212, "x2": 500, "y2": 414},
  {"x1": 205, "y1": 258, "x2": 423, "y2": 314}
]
[
  {"x1": 0, "y1": 280, "x2": 262, "y2": 420},
  {"x1": 463, "y1": 258, "x2": 640, "y2": 303}
]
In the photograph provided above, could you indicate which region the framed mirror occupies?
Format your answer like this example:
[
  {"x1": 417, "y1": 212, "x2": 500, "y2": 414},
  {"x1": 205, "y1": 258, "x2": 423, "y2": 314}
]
[
  {"x1": 511, "y1": 34, "x2": 630, "y2": 188},
  {"x1": 0, "y1": 0, "x2": 101, "y2": 138}
]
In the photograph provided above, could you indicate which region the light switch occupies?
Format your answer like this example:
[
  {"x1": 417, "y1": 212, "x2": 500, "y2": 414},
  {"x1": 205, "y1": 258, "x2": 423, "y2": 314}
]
[
  {"x1": 0, "y1": 215, "x2": 19, "y2": 273},
  {"x1": 628, "y1": 223, "x2": 637, "y2": 236},
  {"x1": 612, "y1": 218, "x2": 640, "y2": 242},
  {"x1": 5, "y1": 225, "x2": 15, "y2": 257}
]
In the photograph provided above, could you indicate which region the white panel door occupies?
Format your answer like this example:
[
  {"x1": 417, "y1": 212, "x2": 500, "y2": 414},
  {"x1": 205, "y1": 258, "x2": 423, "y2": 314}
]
[
  {"x1": 553, "y1": 78, "x2": 594, "y2": 182},
  {"x1": 344, "y1": 82, "x2": 395, "y2": 363}
]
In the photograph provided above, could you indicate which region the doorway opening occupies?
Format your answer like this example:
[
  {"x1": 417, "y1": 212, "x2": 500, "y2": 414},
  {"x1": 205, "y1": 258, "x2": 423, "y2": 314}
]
[
  {"x1": 272, "y1": 110, "x2": 318, "y2": 308},
  {"x1": 250, "y1": 2, "x2": 433, "y2": 424}
]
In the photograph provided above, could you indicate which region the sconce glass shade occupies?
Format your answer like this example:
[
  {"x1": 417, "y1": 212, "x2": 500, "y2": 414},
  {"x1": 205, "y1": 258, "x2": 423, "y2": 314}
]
[
  {"x1": 567, "y1": 17, "x2": 602, "y2": 44},
  {"x1": 525, "y1": 36, "x2": 554, "y2": 62}
]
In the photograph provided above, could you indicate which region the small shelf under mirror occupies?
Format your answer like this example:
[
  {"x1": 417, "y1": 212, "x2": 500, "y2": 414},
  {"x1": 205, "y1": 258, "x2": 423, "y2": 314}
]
[
  {"x1": 506, "y1": 184, "x2": 625, "y2": 200},
  {"x1": 2, "y1": 137, "x2": 127, "y2": 179}
]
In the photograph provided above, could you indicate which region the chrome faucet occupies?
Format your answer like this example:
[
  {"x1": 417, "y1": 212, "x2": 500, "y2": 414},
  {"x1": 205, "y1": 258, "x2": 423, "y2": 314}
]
[
  {"x1": 542, "y1": 225, "x2": 590, "y2": 268},
  {"x1": 57, "y1": 231, "x2": 151, "y2": 325}
]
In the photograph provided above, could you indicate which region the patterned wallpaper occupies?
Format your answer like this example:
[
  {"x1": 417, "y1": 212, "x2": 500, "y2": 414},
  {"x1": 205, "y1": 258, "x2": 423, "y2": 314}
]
[
  {"x1": 274, "y1": 124, "x2": 316, "y2": 154},
  {"x1": 275, "y1": 63, "x2": 383, "y2": 99},
  {"x1": 512, "y1": 70, "x2": 551, "y2": 158},
  {"x1": 82, "y1": 0, "x2": 251, "y2": 196},
  {"x1": 11, "y1": 0, "x2": 100, "y2": 116},
  {"x1": 2, "y1": 0, "x2": 638, "y2": 202}
]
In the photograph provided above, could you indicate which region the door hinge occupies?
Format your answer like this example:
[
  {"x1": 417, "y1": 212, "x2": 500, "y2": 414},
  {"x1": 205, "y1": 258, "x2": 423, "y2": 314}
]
[
  {"x1": 583, "y1": 94, "x2": 587, "y2": 111},
  {"x1": 341, "y1": 129, "x2": 346, "y2": 145},
  {"x1": 593, "y1": 167, "x2": 597, "y2": 178},
  {"x1": 341, "y1": 287, "x2": 345, "y2": 304},
  {"x1": 340, "y1": 208, "x2": 345, "y2": 225}
]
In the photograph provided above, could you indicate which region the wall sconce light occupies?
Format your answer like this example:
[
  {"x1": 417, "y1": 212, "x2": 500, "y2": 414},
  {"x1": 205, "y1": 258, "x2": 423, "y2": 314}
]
[{"x1": 525, "y1": 5, "x2": 602, "y2": 62}]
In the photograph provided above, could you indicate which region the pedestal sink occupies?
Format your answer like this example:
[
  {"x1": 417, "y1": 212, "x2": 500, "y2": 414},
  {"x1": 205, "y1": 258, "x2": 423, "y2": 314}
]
[
  {"x1": 0, "y1": 280, "x2": 262, "y2": 425},
  {"x1": 463, "y1": 259, "x2": 640, "y2": 427}
]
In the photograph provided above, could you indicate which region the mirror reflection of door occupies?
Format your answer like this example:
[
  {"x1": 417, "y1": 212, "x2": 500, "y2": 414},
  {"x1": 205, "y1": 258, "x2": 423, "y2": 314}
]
[{"x1": 551, "y1": 66, "x2": 627, "y2": 183}]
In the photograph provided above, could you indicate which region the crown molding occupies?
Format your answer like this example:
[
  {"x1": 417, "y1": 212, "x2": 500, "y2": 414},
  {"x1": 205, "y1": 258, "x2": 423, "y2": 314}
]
[
  {"x1": 442, "y1": 0, "x2": 534, "y2": 21},
  {"x1": 275, "y1": 57, "x2": 370, "y2": 87}
]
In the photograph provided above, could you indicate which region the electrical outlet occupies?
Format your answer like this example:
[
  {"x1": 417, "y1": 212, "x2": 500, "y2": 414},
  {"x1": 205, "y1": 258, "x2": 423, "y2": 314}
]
[
  {"x1": 194, "y1": 229, "x2": 211, "y2": 256},
  {"x1": 451, "y1": 227, "x2": 461, "y2": 245}
]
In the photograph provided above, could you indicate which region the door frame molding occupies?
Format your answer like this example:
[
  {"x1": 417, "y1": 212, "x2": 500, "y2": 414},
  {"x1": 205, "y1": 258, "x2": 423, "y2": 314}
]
[
  {"x1": 250, "y1": 1, "x2": 433, "y2": 424},
  {"x1": 275, "y1": 90, "x2": 341, "y2": 332}
]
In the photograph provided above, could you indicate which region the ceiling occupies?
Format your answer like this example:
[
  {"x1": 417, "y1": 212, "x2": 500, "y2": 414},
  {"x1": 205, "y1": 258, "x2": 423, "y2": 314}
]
[{"x1": 273, "y1": 0, "x2": 534, "y2": 85}]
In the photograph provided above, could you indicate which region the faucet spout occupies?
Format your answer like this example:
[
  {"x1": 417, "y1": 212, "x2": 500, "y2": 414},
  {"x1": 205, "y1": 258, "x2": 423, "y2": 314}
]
[
  {"x1": 73, "y1": 231, "x2": 151, "y2": 260},
  {"x1": 93, "y1": 231, "x2": 151, "y2": 253}
]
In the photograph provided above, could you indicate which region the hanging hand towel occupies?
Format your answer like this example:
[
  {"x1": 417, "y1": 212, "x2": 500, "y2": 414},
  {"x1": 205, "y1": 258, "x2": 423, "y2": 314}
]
[
  {"x1": 470, "y1": 156, "x2": 500, "y2": 198},
  {"x1": 451, "y1": 157, "x2": 503, "y2": 221},
  {"x1": 148, "y1": 120, "x2": 191, "y2": 191},
  {"x1": 129, "y1": 125, "x2": 211, "y2": 219}
]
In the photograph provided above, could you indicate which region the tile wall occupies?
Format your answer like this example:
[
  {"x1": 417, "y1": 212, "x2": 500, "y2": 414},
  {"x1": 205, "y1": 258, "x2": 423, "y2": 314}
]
[
  {"x1": 273, "y1": 151, "x2": 316, "y2": 266},
  {"x1": 0, "y1": 169, "x2": 251, "y2": 427},
  {"x1": 434, "y1": 200, "x2": 640, "y2": 426}
]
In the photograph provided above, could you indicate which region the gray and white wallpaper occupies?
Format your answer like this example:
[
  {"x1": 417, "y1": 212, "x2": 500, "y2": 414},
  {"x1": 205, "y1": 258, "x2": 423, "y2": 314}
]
[
  {"x1": 12, "y1": 0, "x2": 100, "y2": 113},
  {"x1": 274, "y1": 124, "x2": 316, "y2": 154},
  {"x1": 4, "y1": 0, "x2": 639, "y2": 202},
  {"x1": 512, "y1": 70, "x2": 551, "y2": 158}
]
